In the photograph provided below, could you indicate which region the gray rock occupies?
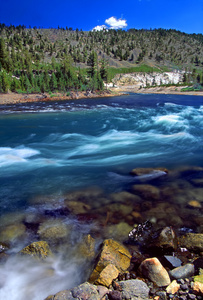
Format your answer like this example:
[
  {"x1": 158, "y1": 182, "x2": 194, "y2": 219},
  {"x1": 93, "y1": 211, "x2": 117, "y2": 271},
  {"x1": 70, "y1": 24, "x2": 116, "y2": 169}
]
[
  {"x1": 45, "y1": 282, "x2": 101, "y2": 300},
  {"x1": 162, "y1": 255, "x2": 182, "y2": 269},
  {"x1": 169, "y1": 263, "x2": 195, "y2": 280},
  {"x1": 118, "y1": 279, "x2": 150, "y2": 300},
  {"x1": 71, "y1": 282, "x2": 101, "y2": 299}
]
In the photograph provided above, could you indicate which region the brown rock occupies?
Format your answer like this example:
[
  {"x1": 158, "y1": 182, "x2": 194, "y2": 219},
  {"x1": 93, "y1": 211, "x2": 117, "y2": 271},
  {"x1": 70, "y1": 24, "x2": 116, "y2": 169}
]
[
  {"x1": 131, "y1": 184, "x2": 160, "y2": 200},
  {"x1": 130, "y1": 167, "x2": 168, "y2": 176},
  {"x1": 64, "y1": 200, "x2": 91, "y2": 215},
  {"x1": 110, "y1": 191, "x2": 141, "y2": 203},
  {"x1": 187, "y1": 200, "x2": 202, "y2": 208},
  {"x1": 166, "y1": 280, "x2": 180, "y2": 294},
  {"x1": 78, "y1": 234, "x2": 95, "y2": 259},
  {"x1": 37, "y1": 220, "x2": 70, "y2": 243},
  {"x1": 139, "y1": 257, "x2": 171, "y2": 287},
  {"x1": 89, "y1": 239, "x2": 131, "y2": 284},
  {"x1": 95, "y1": 264, "x2": 119, "y2": 287},
  {"x1": 148, "y1": 227, "x2": 178, "y2": 254}
]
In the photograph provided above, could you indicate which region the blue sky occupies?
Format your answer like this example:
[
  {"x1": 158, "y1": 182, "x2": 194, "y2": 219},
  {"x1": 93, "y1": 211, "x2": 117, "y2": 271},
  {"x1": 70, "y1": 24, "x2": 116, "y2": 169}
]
[{"x1": 0, "y1": 0, "x2": 202, "y2": 34}]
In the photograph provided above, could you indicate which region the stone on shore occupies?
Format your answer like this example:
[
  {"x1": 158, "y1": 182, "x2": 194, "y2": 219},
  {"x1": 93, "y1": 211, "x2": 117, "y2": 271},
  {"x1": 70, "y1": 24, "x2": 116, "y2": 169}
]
[
  {"x1": 139, "y1": 257, "x2": 171, "y2": 287},
  {"x1": 118, "y1": 279, "x2": 150, "y2": 300},
  {"x1": 192, "y1": 281, "x2": 203, "y2": 296},
  {"x1": 45, "y1": 282, "x2": 102, "y2": 300},
  {"x1": 89, "y1": 239, "x2": 131, "y2": 284},
  {"x1": 166, "y1": 280, "x2": 180, "y2": 294},
  {"x1": 179, "y1": 233, "x2": 203, "y2": 253},
  {"x1": 169, "y1": 263, "x2": 195, "y2": 279},
  {"x1": 95, "y1": 264, "x2": 119, "y2": 287},
  {"x1": 20, "y1": 241, "x2": 52, "y2": 260}
]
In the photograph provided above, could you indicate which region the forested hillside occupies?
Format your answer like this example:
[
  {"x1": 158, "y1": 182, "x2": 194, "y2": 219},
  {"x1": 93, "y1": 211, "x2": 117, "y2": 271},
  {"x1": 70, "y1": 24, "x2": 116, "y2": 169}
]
[{"x1": 0, "y1": 24, "x2": 202, "y2": 93}]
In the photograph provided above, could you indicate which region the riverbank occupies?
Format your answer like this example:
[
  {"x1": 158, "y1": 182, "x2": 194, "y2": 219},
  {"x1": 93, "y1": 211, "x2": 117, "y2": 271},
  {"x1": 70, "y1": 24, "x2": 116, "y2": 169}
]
[
  {"x1": 0, "y1": 86, "x2": 202, "y2": 105},
  {"x1": 111, "y1": 85, "x2": 203, "y2": 96},
  {"x1": 0, "y1": 90, "x2": 124, "y2": 105}
]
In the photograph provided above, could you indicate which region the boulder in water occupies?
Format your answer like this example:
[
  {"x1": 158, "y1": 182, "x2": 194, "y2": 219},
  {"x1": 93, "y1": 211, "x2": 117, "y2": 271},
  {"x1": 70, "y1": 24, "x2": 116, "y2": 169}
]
[
  {"x1": 20, "y1": 241, "x2": 53, "y2": 260},
  {"x1": 179, "y1": 233, "x2": 203, "y2": 253}
]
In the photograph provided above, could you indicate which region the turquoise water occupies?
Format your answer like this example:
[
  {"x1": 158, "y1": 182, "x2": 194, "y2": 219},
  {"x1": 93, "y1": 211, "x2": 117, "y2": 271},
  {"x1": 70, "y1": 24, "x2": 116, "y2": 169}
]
[
  {"x1": 0, "y1": 94, "x2": 203, "y2": 214},
  {"x1": 0, "y1": 93, "x2": 203, "y2": 299}
]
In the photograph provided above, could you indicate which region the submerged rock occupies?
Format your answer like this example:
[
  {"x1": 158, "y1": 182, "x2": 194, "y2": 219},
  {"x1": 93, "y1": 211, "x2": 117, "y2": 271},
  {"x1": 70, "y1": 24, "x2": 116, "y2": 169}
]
[
  {"x1": 179, "y1": 233, "x2": 203, "y2": 253},
  {"x1": 64, "y1": 200, "x2": 91, "y2": 215},
  {"x1": 89, "y1": 239, "x2": 131, "y2": 284},
  {"x1": 0, "y1": 223, "x2": 26, "y2": 243},
  {"x1": 109, "y1": 191, "x2": 141, "y2": 204},
  {"x1": 37, "y1": 220, "x2": 70, "y2": 244},
  {"x1": 20, "y1": 241, "x2": 53, "y2": 260},
  {"x1": 104, "y1": 222, "x2": 133, "y2": 242},
  {"x1": 78, "y1": 234, "x2": 95, "y2": 259},
  {"x1": 131, "y1": 184, "x2": 160, "y2": 201}
]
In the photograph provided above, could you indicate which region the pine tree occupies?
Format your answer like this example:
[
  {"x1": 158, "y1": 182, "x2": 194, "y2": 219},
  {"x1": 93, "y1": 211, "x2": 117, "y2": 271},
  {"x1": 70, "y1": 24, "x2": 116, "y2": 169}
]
[
  {"x1": 0, "y1": 69, "x2": 10, "y2": 92},
  {"x1": 0, "y1": 38, "x2": 8, "y2": 71},
  {"x1": 49, "y1": 73, "x2": 58, "y2": 91}
]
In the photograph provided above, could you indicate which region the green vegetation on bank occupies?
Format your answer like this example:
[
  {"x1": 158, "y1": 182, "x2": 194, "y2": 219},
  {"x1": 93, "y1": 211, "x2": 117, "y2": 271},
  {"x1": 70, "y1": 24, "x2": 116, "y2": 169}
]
[{"x1": 0, "y1": 23, "x2": 203, "y2": 93}]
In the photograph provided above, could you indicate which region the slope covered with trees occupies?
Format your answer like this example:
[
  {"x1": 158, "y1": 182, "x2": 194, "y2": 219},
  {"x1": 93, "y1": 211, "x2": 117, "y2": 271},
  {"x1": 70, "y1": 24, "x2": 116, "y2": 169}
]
[{"x1": 0, "y1": 24, "x2": 202, "y2": 93}]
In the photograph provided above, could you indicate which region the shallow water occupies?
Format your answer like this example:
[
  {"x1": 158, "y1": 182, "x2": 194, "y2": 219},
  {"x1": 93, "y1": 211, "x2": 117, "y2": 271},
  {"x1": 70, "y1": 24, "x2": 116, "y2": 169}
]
[{"x1": 0, "y1": 93, "x2": 203, "y2": 299}]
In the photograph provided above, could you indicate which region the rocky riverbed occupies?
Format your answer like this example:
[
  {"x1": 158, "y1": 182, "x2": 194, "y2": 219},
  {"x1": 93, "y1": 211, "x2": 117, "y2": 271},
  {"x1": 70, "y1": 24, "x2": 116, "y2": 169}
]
[{"x1": 0, "y1": 166, "x2": 203, "y2": 299}]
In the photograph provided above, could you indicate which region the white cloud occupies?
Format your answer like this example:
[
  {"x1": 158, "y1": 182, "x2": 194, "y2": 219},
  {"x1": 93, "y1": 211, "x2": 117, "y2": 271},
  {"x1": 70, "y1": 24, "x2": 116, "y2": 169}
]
[
  {"x1": 92, "y1": 25, "x2": 107, "y2": 31},
  {"x1": 105, "y1": 16, "x2": 127, "y2": 29}
]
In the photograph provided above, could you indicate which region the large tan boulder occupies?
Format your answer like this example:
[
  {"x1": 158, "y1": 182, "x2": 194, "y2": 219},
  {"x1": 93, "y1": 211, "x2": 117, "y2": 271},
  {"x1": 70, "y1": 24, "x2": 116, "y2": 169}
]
[
  {"x1": 95, "y1": 264, "x2": 119, "y2": 287},
  {"x1": 89, "y1": 239, "x2": 131, "y2": 284}
]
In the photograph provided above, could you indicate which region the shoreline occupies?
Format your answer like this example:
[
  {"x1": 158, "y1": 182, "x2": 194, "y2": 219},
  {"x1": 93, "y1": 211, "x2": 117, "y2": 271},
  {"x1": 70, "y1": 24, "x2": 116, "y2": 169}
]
[{"x1": 0, "y1": 86, "x2": 202, "y2": 105}]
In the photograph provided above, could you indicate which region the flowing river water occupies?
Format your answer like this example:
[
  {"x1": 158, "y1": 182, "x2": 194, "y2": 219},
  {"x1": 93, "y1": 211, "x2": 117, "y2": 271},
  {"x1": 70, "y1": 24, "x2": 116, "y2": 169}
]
[{"x1": 0, "y1": 93, "x2": 202, "y2": 299}]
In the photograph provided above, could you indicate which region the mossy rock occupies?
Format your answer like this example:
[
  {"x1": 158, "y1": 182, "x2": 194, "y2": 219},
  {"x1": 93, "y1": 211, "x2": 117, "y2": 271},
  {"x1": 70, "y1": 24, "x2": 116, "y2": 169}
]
[
  {"x1": 194, "y1": 274, "x2": 203, "y2": 284},
  {"x1": 20, "y1": 241, "x2": 53, "y2": 260}
]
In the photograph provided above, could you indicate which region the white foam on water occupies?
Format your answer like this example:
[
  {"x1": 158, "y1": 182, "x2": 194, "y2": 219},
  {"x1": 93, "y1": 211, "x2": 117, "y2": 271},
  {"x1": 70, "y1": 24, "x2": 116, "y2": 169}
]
[
  {"x1": 0, "y1": 147, "x2": 40, "y2": 167},
  {"x1": 0, "y1": 254, "x2": 86, "y2": 300}
]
